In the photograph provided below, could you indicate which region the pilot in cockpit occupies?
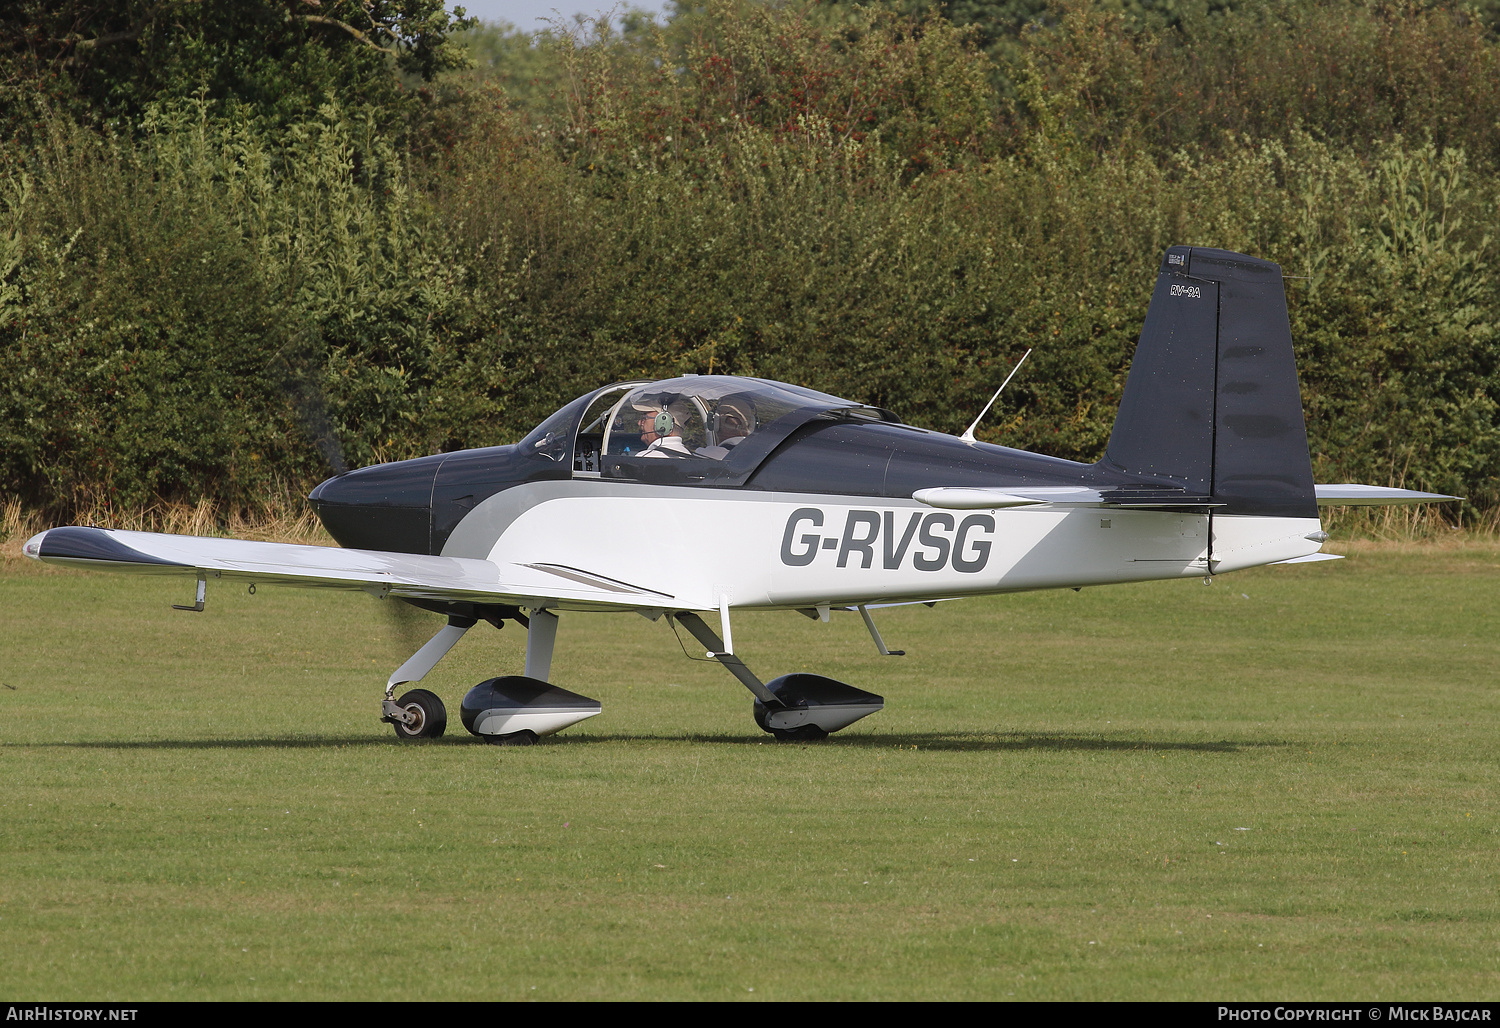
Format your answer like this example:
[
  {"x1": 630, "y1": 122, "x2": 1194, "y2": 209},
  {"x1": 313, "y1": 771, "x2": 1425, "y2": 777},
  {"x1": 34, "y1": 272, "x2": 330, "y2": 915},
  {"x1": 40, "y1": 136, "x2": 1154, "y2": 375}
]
[{"x1": 631, "y1": 395, "x2": 700, "y2": 458}]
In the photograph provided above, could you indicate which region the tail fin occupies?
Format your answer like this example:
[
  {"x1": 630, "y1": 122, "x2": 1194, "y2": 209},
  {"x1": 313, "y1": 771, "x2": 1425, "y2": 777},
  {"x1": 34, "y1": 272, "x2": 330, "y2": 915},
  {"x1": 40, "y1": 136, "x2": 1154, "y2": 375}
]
[{"x1": 1102, "y1": 246, "x2": 1317, "y2": 518}]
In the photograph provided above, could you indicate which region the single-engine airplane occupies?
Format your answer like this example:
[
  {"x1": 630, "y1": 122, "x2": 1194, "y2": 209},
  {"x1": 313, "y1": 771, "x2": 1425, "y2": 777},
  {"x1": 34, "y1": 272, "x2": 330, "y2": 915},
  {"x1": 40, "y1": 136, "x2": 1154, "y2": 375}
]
[{"x1": 25, "y1": 246, "x2": 1456, "y2": 743}]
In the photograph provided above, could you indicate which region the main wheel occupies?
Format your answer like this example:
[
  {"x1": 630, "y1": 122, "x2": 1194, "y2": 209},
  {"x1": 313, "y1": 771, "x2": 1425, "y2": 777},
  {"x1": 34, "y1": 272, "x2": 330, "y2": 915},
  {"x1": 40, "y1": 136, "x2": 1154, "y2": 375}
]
[
  {"x1": 753, "y1": 701, "x2": 828, "y2": 742},
  {"x1": 391, "y1": 689, "x2": 447, "y2": 740},
  {"x1": 485, "y1": 729, "x2": 538, "y2": 747},
  {"x1": 771, "y1": 724, "x2": 828, "y2": 743},
  {"x1": 752, "y1": 699, "x2": 780, "y2": 733}
]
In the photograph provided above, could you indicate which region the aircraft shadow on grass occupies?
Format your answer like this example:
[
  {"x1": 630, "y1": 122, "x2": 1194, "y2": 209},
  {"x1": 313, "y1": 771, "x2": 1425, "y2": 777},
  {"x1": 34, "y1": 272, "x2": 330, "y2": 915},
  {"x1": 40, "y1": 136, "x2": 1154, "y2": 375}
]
[{"x1": 10, "y1": 732, "x2": 1291, "y2": 753}]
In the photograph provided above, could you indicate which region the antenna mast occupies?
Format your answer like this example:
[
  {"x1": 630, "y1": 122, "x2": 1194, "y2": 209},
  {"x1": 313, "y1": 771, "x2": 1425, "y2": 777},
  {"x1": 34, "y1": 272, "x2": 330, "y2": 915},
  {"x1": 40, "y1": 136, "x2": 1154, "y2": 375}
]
[{"x1": 960, "y1": 349, "x2": 1031, "y2": 444}]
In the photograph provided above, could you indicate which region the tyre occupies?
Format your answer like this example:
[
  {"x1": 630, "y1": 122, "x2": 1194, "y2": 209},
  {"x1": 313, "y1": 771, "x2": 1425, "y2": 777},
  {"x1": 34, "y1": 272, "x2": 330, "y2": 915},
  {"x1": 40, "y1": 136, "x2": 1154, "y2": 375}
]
[
  {"x1": 485, "y1": 729, "x2": 538, "y2": 746},
  {"x1": 391, "y1": 689, "x2": 447, "y2": 740},
  {"x1": 753, "y1": 701, "x2": 828, "y2": 742},
  {"x1": 772, "y1": 724, "x2": 828, "y2": 743}
]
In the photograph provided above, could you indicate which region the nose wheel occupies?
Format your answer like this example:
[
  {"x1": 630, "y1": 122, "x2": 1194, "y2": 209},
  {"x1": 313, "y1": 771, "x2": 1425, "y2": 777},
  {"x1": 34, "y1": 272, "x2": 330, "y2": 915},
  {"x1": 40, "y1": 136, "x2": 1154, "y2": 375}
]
[{"x1": 385, "y1": 688, "x2": 448, "y2": 740}]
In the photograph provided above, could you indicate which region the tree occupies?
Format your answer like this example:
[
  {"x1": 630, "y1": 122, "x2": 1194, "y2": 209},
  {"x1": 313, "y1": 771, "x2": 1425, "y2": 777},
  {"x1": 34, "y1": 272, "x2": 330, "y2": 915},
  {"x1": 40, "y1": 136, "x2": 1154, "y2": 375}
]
[{"x1": 1, "y1": 1, "x2": 476, "y2": 128}]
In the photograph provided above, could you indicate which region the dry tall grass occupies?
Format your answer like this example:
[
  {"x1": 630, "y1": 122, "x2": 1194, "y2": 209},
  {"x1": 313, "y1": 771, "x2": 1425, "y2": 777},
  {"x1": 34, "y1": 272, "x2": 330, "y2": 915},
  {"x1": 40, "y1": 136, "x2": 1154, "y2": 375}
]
[
  {"x1": 0, "y1": 495, "x2": 332, "y2": 566},
  {"x1": 1319, "y1": 502, "x2": 1498, "y2": 546}
]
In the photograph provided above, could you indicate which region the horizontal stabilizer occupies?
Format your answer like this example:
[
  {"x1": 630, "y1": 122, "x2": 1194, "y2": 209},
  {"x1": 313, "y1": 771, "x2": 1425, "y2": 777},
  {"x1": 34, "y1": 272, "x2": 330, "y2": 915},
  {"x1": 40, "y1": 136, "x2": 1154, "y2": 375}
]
[
  {"x1": 918, "y1": 481, "x2": 1456, "y2": 513},
  {"x1": 914, "y1": 486, "x2": 1221, "y2": 511},
  {"x1": 912, "y1": 487, "x2": 1047, "y2": 509},
  {"x1": 1314, "y1": 485, "x2": 1460, "y2": 506},
  {"x1": 1270, "y1": 553, "x2": 1345, "y2": 565}
]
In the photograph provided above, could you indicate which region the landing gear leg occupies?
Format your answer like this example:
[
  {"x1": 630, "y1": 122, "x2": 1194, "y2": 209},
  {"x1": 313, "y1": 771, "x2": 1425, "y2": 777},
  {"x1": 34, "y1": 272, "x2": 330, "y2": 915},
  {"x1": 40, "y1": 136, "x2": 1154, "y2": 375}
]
[
  {"x1": 673, "y1": 612, "x2": 780, "y2": 704},
  {"x1": 525, "y1": 609, "x2": 559, "y2": 681},
  {"x1": 672, "y1": 611, "x2": 883, "y2": 741},
  {"x1": 381, "y1": 614, "x2": 474, "y2": 740}
]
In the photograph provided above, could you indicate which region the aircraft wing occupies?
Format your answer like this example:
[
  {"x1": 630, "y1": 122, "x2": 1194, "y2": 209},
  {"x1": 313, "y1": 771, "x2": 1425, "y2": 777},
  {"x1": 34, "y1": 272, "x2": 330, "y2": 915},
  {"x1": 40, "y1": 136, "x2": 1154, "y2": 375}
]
[{"x1": 23, "y1": 527, "x2": 675, "y2": 611}]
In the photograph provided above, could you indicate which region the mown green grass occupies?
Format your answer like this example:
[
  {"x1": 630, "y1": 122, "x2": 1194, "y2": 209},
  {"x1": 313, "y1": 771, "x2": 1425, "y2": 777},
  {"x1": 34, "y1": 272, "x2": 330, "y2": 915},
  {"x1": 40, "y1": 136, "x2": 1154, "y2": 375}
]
[{"x1": 1, "y1": 544, "x2": 1497, "y2": 1000}]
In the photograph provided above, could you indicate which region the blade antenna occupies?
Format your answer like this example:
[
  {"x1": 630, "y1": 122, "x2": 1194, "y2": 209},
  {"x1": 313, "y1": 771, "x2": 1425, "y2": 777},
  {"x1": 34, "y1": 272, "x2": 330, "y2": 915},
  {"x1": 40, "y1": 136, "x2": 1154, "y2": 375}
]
[{"x1": 961, "y1": 349, "x2": 1031, "y2": 444}]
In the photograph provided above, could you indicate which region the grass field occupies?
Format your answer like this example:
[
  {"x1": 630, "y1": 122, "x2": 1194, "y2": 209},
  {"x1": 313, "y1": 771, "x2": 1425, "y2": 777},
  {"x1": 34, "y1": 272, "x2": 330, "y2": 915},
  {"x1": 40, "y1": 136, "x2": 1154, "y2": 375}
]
[{"x1": 1, "y1": 540, "x2": 1497, "y2": 1000}]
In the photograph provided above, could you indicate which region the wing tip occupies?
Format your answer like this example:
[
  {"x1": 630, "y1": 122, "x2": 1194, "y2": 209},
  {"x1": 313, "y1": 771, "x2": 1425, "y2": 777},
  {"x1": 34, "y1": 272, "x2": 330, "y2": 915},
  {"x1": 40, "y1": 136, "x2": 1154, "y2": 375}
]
[{"x1": 27, "y1": 525, "x2": 188, "y2": 568}]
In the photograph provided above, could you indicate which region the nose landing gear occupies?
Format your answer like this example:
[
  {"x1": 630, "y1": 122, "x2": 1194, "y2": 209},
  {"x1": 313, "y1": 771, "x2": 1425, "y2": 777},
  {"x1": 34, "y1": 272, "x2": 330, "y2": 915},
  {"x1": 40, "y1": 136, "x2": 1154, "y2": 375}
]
[
  {"x1": 382, "y1": 613, "x2": 473, "y2": 741},
  {"x1": 385, "y1": 688, "x2": 448, "y2": 740}
]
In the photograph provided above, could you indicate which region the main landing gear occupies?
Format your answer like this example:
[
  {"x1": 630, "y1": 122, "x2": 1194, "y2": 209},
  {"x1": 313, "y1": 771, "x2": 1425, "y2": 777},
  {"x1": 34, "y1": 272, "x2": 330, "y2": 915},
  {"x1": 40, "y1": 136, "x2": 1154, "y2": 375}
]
[
  {"x1": 672, "y1": 612, "x2": 884, "y2": 742},
  {"x1": 377, "y1": 604, "x2": 885, "y2": 745},
  {"x1": 380, "y1": 609, "x2": 601, "y2": 745}
]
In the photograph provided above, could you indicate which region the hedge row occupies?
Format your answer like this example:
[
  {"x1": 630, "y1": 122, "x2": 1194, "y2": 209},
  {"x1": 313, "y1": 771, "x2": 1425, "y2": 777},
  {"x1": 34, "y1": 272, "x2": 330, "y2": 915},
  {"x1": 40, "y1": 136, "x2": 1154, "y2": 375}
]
[{"x1": 1, "y1": 1, "x2": 1496, "y2": 517}]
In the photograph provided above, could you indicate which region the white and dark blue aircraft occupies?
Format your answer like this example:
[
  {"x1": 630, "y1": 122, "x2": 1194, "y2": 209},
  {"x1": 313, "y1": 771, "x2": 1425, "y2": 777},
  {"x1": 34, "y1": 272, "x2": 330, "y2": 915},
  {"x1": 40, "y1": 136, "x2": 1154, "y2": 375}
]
[{"x1": 24, "y1": 247, "x2": 1455, "y2": 743}]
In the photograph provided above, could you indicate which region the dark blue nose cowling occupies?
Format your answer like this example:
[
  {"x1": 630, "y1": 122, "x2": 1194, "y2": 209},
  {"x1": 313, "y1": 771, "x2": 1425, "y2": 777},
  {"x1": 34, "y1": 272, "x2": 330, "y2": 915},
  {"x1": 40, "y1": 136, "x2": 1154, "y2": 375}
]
[
  {"x1": 308, "y1": 441, "x2": 574, "y2": 556},
  {"x1": 308, "y1": 453, "x2": 444, "y2": 554}
]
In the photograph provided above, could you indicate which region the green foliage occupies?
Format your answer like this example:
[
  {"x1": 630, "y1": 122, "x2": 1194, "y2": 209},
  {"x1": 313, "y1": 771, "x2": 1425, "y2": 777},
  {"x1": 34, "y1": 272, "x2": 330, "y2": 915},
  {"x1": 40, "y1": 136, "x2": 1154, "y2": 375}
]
[
  {"x1": 1008, "y1": 0, "x2": 1500, "y2": 164},
  {"x1": 0, "y1": 117, "x2": 300, "y2": 511},
  {"x1": 3, "y1": 0, "x2": 1500, "y2": 521},
  {"x1": 0, "y1": 100, "x2": 489, "y2": 513},
  {"x1": 0, "y1": 0, "x2": 475, "y2": 133},
  {"x1": 449, "y1": 19, "x2": 576, "y2": 110},
  {"x1": 1294, "y1": 142, "x2": 1500, "y2": 510}
]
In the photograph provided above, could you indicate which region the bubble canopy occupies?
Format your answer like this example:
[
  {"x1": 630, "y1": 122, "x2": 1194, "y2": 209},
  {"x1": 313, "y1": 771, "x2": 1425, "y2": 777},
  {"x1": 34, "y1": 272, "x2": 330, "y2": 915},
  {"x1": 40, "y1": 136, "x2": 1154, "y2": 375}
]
[{"x1": 527, "y1": 375, "x2": 895, "y2": 487}]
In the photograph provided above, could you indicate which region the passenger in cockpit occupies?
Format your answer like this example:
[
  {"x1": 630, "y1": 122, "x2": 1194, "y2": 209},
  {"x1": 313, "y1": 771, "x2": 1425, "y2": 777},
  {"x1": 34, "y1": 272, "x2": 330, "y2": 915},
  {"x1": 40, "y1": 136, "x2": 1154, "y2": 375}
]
[{"x1": 697, "y1": 395, "x2": 757, "y2": 460}]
